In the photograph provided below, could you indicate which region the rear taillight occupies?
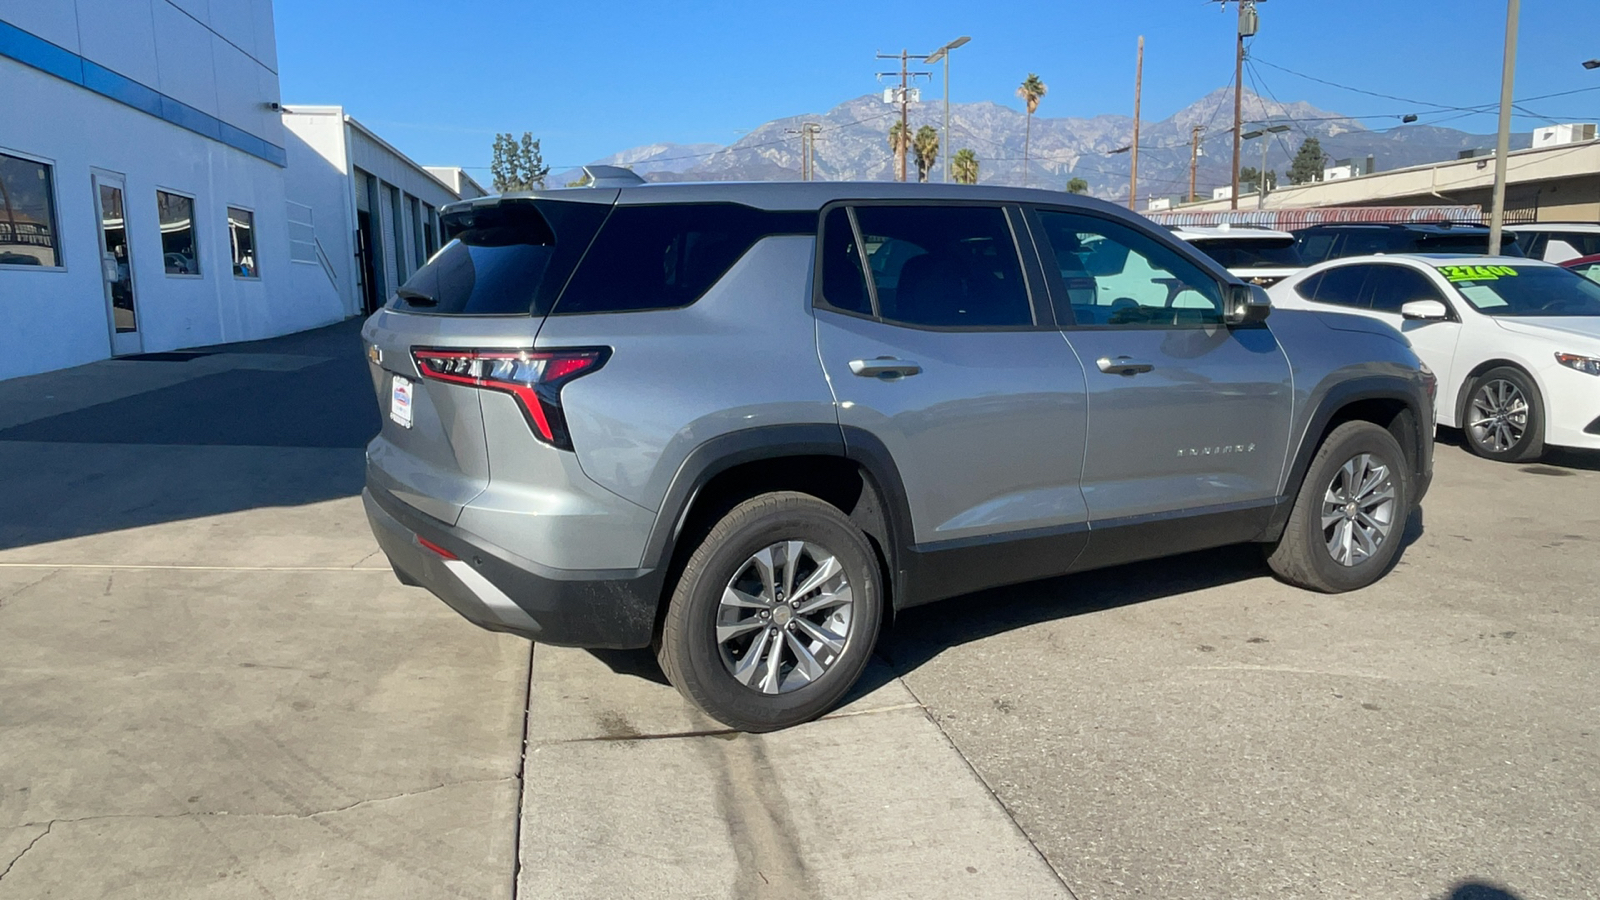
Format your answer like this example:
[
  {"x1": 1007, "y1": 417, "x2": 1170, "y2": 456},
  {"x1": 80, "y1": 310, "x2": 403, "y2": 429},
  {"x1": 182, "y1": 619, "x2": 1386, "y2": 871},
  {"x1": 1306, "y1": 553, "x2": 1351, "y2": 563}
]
[{"x1": 411, "y1": 347, "x2": 609, "y2": 450}]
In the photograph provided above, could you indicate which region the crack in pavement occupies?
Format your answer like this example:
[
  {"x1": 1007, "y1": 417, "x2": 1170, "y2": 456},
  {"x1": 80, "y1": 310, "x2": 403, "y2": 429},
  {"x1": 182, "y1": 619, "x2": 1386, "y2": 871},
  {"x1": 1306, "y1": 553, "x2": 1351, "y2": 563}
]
[
  {"x1": 539, "y1": 701, "x2": 926, "y2": 746},
  {"x1": 0, "y1": 569, "x2": 60, "y2": 613},
  {"x1": 0, "y1": 823, "x2": 52, "y2": 885},
  {"x1": 4, "y1": 777, "x2": 515, "y2": 834}
]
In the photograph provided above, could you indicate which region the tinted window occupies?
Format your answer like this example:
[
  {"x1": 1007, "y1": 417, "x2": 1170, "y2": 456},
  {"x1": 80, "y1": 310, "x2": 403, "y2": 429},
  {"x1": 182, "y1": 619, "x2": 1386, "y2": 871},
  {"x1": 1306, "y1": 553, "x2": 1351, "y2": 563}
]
[
  {"x1": 1308, "y1": 264, "x2": 1372, "y2": 308},
  {"x1": 1190, "y1": 237, "x2": 1302, "y2": 269},
  {"x1": 851, "y1": 205, "x2": 1032, "y2": 328},
  {"x1": 394, "y1": 199, "x2": 608, "y2": 315},
  {"x1": 1364, "y1": 265, "x2": 1444, "y2": 313},
  {"x1": 819, "y1": 207, "x2": 871, "y2": 315},
  {"x1": 1413, "y1": 232, "x2": 1523, "y2": 256},
  {"x1": 1296, "y1": 231, "x2": 1338, "y2": 264},
  {"x1": 1569, "y1": 261, "x2": 1600, "y2": 285},
  {"x1": 1337, "y1": 230, "x2": 1406, "y2": 257},
  {"x1": 227, "y1": 207, "x2": 257, "y2": 278},
  {"x1": 1036, "y1": 209, "x2": 1223, "y2": 327},
  {"x1": 0, "y1": 152, "x2": 59, "y2": 267},
  {"x1": 1437, "y1": 263, "x2": 1600, "y2": 317},
  {"x1": 157, "y1": 191, "x2": 199, "y2": 275},
  {"x1": 1535, "y1": 231, "x2": 1600, "y2": 261},
  {"x1": 555, "y1": 204, "x2": 813, "y2": 315}
]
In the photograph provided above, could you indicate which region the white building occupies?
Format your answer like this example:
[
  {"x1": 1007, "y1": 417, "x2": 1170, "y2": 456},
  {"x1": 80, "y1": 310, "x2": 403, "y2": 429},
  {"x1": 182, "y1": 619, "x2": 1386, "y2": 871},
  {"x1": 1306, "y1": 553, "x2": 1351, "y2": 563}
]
[
  {"x1": 424, "y1": 167, "x2": 489, "y2": 201},
  {"x1": 282, "y1": 108, "x2": 473, "y2": 316},
  {"x1": 0, "y1": 0, "x2": 334, "y2": 380}
]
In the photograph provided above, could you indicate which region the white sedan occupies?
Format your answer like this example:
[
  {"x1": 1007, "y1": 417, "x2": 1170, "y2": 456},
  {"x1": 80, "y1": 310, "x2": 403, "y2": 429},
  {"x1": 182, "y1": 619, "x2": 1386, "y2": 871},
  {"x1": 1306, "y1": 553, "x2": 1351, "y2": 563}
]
[{"x1": 1268, "y1": 254, "x2": 1600, "y2": 461}]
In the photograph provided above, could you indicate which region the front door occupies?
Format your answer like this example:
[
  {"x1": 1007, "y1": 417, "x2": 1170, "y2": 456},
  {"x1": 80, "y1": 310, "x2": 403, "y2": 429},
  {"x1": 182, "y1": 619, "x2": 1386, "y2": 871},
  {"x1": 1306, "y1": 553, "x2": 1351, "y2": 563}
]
[
  {"x1": 1029, "y1": 207, "x2": 1293, "y2": 529},
  {"x1": 812, "y1": 204, "x2": 1090, "y2": 601},
  {"x1": 93, "y1": 171, "x2": 141, "y2": 355}
]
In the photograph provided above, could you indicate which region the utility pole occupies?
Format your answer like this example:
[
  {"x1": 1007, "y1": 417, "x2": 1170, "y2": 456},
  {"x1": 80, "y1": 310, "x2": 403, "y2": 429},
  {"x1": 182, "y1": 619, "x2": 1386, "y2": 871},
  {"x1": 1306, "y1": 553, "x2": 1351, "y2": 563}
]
[
  {"x1": 1489, "y1": 0, "x2": 1520, "y2": 254},
  {"x1": 877, "y1": 50, "x2": 930, "y2": 182},
  {"x1": 1217, "y1": 0, "x2": 1261, "y2": 210},
  {"x1": 785, "y1": 121, "x2": 822, "y2": 180},
  {"x1": 1189, "y1": 125, "x2": 1204, "y2": 203},
  {"x1": 1129, "y1": 35, "x2": 1144, "y2": 211}
]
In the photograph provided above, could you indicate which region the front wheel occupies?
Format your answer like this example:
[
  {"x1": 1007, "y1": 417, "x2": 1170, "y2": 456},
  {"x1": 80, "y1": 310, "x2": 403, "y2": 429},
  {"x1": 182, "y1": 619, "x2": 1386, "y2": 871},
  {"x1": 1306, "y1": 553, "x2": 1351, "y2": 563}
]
[
  {"x1": 1463, "y1": 367, "x2": 1545, "y2": 462},
  {"x1": 1266, "y1": 421, "x2": 1412, "y2": 593},
  {"x1": 657, "y1": 492, "x2": 882, "y2": 732}
]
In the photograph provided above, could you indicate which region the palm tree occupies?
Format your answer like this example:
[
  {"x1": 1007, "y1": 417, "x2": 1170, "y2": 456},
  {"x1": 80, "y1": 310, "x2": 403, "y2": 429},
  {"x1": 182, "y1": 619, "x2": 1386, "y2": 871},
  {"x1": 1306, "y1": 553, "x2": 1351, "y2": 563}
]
[
  {"x1": 913, "y1": 126, "x2": 940, "y2": 183},
  {"x1": 1016, "y1": 73, "x2": 1048, "y2": 187},
  {"x1": 951, "y1": 149, "x2": 980, "y2": 185},
  {"x1": 887, "y1": 121, "x2": 910, "y2": 182}
]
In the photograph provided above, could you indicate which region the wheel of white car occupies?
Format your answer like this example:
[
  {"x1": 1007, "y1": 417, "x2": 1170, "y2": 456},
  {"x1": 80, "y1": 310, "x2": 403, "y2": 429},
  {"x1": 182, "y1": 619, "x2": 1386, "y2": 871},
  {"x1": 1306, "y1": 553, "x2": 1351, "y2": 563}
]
[
  {"x1": 1462, "y1": 366, "x2": 1545, "y2": 463},
  {"x1": 657, "y1": 492, "x2": 882, "y2": 732},
  {"x1": 1266, "y1": 421, "x2": 1412, "y2": 593}
]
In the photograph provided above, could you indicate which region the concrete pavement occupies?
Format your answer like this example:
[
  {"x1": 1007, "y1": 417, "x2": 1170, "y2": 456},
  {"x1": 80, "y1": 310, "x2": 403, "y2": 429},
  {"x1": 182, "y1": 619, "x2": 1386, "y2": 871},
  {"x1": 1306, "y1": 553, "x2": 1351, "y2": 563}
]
[{"x1": 2, "y1": 320, "x2": 1595, "y2": 899}]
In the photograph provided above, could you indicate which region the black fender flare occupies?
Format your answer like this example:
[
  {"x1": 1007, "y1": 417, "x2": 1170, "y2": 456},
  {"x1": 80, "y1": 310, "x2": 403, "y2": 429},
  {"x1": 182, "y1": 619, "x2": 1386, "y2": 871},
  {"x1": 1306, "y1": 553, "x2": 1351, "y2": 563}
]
[
  {"x1": 1270, "y1": 373, "x2": 1432, "y2": 536},
  {"x1": 638, "y1": 424, "x2": 917, "y2": 608}
]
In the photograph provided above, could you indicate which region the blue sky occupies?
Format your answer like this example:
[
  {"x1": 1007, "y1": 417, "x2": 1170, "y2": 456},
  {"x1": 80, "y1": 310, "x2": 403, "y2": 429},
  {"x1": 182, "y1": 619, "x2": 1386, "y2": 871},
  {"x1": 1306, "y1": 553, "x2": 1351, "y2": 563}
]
[{"x1": 274, "y1": 0, "x2": 1600, "y2": 178}]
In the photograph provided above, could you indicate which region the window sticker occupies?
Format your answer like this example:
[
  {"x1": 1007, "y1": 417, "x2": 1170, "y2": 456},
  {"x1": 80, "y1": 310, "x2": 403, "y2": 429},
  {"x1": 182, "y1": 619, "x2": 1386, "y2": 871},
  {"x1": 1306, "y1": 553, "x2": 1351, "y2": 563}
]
[
  {"x1": 1457, "y1": 284, "x2": 1509, "y2": 308},
  {"x1": 1436, "y1": 264, "x2": 1518, "y2": 283}
]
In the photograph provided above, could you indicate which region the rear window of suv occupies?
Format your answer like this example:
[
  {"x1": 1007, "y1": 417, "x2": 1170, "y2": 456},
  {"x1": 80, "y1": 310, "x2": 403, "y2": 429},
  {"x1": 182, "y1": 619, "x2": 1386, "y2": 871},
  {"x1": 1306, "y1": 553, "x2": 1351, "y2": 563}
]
[
  {"x1": 552, "y1": 203, "x2": 814, "y2": 315},
  {"x1": 1189, "y1": 237, "x2": 1302, "y2": 269},
  {"x1": 390, "y1": 199, "x2": 609, "y2": 316}
]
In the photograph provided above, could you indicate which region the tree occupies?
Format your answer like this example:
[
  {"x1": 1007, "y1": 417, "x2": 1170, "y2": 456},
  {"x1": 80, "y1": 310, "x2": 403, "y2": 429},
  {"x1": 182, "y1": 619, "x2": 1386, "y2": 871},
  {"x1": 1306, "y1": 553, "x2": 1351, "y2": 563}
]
[
  {"x1": 1239, "y1": 166, "x2": 1278, "y2": 193},
  {"x1": 1016, "y1": 73, "x2": 1048, "y2": 187},
  {"x1": 565, "y1": 172, "x2": 592, "y2": 188},
  {"x1": 888, "y1": 121, "x2": 910, "y2": 182},
  {"x1": 913, "y1": 126, "x2": 940, "y2": 183},
  {"x1": 1288, "y1": 137, "x2": 1326, "y2": 185},
  {"x1": 951, "y1": 148, "x2": 980, "y2": 185},
  {"x1": 1066, "y1": 177, "x2": 1089, "y2": 194},
  {"x1": 490, "y1": 132, "x2": 549, "y2": 192}
]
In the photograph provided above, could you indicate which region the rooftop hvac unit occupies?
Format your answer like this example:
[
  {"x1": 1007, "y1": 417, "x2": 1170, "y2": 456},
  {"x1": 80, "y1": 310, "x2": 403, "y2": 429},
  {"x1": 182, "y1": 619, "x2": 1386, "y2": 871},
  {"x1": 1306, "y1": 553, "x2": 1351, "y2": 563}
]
[{"x1": 1533, "y1": 123, "x2": 1598, "y2": 148}]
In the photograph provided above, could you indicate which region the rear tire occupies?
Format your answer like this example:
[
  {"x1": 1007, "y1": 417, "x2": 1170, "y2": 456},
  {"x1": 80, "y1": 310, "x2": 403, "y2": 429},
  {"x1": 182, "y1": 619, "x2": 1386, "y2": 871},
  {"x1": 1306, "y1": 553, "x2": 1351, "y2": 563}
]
[
  {"x1": 1266, "y1": 421, "x2": 1412, "y2": 593},
  {"x1": 1463, "y1": 367, "x2": 1545, "y2": 462},
  {"x1": 657, "y1": 492, "x2": 882, "y2": 732}
]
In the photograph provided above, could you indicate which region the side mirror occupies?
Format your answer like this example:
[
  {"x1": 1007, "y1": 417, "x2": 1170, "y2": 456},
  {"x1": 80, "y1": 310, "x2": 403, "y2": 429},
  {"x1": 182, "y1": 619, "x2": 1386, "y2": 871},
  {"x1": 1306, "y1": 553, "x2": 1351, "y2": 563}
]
[
  {"x1": 1225, "y1": 283, "x2": 1272, "y2": 325},
  {"x1": 1401, "y1": 299, "x2": 1450, "y2": 321}
]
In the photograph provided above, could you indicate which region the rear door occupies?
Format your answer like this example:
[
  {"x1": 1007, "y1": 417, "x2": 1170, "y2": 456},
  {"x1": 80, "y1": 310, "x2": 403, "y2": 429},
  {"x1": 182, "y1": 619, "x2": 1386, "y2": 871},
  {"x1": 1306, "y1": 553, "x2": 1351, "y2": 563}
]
[
  {"x1": 813, "y1": 203, "x2": 1090, "y2": 591},
  {"x1": 1028, "y1": 206, "x2": 1293, "y2": 537},
  {"x1": 362, "y1": 193, "x2": 613, "y2": 523},
  {"x1": 1360, "y1": 263, "x2": 1465, "y2": 398}
]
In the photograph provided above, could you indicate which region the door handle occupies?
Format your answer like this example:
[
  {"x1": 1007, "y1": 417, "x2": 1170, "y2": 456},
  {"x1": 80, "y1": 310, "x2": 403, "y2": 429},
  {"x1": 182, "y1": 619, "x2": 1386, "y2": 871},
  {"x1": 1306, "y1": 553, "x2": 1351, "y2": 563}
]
[
  {"x1": 1096, "y1": 356, "x2": 1154, "y2": 375},
  {"x1": 849, "y1": 357, "x2": 923, "y2": 378}
]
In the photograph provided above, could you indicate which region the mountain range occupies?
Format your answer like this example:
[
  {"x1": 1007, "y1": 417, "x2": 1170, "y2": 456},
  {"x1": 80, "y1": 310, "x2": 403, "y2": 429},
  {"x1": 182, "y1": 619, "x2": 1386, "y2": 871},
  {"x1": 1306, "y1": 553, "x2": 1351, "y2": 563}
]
[{"x1": 563, "y1": 87, "x2": 1533, "y2": 203}]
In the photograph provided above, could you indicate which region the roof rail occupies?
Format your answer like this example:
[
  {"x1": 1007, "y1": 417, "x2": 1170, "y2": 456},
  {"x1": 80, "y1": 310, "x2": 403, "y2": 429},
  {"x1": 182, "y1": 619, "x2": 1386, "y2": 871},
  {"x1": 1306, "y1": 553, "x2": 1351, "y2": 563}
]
[{"x1": 581, "y1": 165, "x2": 647, "y2": 187}]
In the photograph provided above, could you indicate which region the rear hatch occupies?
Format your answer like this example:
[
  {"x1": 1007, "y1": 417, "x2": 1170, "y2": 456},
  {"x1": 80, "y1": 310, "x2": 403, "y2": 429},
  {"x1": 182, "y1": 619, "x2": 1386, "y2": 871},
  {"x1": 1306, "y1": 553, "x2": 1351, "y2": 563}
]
[{"x1": 362, "y1": 191, "x2": 615, "y2": 524}]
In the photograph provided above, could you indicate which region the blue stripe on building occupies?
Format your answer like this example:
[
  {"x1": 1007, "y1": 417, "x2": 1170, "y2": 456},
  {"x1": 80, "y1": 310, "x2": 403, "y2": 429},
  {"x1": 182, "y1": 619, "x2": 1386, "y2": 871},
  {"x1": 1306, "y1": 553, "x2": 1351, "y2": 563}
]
[{"x1": 0, "y1": 19, "x2": 287, "y2": 168}]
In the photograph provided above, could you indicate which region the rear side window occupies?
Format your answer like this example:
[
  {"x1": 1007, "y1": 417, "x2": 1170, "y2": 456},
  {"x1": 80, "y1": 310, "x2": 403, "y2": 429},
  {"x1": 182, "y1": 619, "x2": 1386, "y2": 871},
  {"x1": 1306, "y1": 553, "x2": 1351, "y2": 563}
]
[
  {"x1": 850, "y1": 205, "x2": 1033, "y2": 328},
  {"x1": 1296, "y1": 231, "x2": 1338, "y2": 264},
  {"x1": 553, "y1": 204, "x2": 814, "y2": 315},
  {"x1": 392, "y1": 199, "x2": 606, "y2": 315},
  {"x1": 1302, "y1": 264, "x2": 1372, "y2": 308},
  {"x1": 1364, "y1": 265, "x2": 1445, "y2": 313},
  {"x1": 1191, "y1": 237, "x2": 1302, "y2": 269}
]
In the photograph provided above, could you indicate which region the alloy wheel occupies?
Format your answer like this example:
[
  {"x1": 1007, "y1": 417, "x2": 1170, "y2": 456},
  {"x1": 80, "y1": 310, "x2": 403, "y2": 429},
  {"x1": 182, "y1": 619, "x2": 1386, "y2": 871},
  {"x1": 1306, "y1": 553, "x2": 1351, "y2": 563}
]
[
  {"x1": 716, "y1": 541, "x2": 854, "y2": 695},
  {"x1": 1467, "y1": 379, "x2": 1530, "y2": 453},
  {"x1": 1320, "y1": 453, "x2": 1398, "y2": 567}
]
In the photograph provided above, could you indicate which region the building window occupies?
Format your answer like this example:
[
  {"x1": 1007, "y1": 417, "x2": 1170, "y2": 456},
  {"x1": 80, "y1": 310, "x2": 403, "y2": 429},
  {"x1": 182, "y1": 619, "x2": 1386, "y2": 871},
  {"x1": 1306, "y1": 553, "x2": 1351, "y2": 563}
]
[
  {"x1": 408, "y1": 193, "x2": 425, "y2": 267},
  {"x1": 157, "y1": 190, "x2": 200, "y2": 275},
  {"x1": 0, "y1": 151, "x2": 62, "y2": 268},
  {"x1": 423, "y1": 204, "x2": 438, "y2": 257},
  {"x1": 228, "y1": 207, "x2": 258, "y2": 278}
]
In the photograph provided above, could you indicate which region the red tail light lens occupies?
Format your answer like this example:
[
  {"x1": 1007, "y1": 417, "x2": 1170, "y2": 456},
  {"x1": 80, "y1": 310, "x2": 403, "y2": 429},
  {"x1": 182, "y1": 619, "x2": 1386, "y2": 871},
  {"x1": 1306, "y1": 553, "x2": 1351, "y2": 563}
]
[{"x1": 411, "y1": 347, "x2": 609, "y2": 450}]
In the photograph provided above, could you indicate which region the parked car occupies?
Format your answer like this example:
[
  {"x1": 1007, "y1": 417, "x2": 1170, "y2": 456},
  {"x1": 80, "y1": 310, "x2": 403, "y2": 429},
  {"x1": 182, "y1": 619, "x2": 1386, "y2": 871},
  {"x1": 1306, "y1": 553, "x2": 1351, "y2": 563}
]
[
  {"x1": 361, "y1": 178, "x2": 1435, "y2": 731},
  {"x1": 1506, "y1": 223, "x2": 1600, "y2": 263},
  {"x1": 1294, "y1": 222, "x2": 1523, "y2": 264},
  {"x1": 1171, "y1": 224, "x2": 1304, "y2": 286},
  {"x1": 1268, "y1": 254, "x2": 1600, "y2": 462},
  {"x1": 1561, "y1": 253, "x2": 1600, "y2": 284}
]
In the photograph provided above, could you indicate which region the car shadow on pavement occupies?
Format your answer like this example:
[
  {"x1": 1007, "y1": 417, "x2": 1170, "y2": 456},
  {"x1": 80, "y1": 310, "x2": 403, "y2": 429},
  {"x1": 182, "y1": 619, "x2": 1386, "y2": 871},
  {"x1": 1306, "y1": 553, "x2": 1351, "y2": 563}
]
[
  {"x1": 0, "y1": 320, "x2": 379, "y2": 552},
  {"x1": 1435, "y1": 427, "x2": 1600, "y2": 472},
  {"x1": 1443, "y1": 882, "x2": 1522, "y2": 900},
  {"x1": 588, "y1": 506, "x2": 1428, "y2": 704}
]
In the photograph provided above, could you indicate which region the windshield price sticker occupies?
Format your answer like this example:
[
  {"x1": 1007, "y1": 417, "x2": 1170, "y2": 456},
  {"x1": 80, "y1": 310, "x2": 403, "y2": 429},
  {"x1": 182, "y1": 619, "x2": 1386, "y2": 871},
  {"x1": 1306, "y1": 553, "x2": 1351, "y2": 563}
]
[{"x1": 1438, "y1": 264, "x2": 1518, "y2": 283}]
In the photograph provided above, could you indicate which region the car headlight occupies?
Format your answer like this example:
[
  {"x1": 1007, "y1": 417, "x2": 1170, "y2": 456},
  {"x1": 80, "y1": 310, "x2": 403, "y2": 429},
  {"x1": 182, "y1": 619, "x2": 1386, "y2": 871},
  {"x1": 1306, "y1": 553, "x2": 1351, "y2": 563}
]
[{"x1": 1555, "y1": 352, "x2": 1600, "y2": 376}]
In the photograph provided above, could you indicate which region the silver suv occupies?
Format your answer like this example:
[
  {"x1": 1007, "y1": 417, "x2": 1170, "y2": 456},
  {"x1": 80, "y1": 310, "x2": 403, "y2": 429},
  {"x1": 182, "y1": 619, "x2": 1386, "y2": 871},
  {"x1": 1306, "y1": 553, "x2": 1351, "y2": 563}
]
[{"x1": 361, "y1": 176, "x2": 1435, "y2": 732}]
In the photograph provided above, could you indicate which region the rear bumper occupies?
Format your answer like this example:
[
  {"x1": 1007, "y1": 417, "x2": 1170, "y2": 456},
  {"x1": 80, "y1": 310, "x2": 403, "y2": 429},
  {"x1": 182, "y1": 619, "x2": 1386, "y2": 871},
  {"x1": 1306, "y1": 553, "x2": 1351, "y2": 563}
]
[{"x1": 363, "y1": 483, "x2": 664, "y2": 648}]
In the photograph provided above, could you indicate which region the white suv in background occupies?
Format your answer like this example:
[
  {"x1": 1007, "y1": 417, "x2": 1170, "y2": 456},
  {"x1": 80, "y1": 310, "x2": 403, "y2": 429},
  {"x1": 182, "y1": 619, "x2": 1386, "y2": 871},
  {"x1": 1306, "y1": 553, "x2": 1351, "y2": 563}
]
[
  {"x1": 1172, "y1": 225, "x2": 1304, "y2": 287},
  {"x1": 1269, "y1": 254, "x2": 1600, "y2": 462},
  {"x1": 1506, "y1": 223, "x2": 1600, "y2": 263}
]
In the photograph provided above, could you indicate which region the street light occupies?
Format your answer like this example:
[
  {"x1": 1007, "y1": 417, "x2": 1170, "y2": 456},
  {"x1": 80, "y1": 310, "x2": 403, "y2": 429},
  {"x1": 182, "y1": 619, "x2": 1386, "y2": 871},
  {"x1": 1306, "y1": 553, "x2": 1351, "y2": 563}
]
[
  {"x1": 1583, "y1": 59, "x2": 1600, "y2": 69},
  {"x1": 1240, "y1": 124, "x2": 1289, "y2": 210},
  {"x1": 925, "y1": 36, "x2": 971, "y2": 183}
]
